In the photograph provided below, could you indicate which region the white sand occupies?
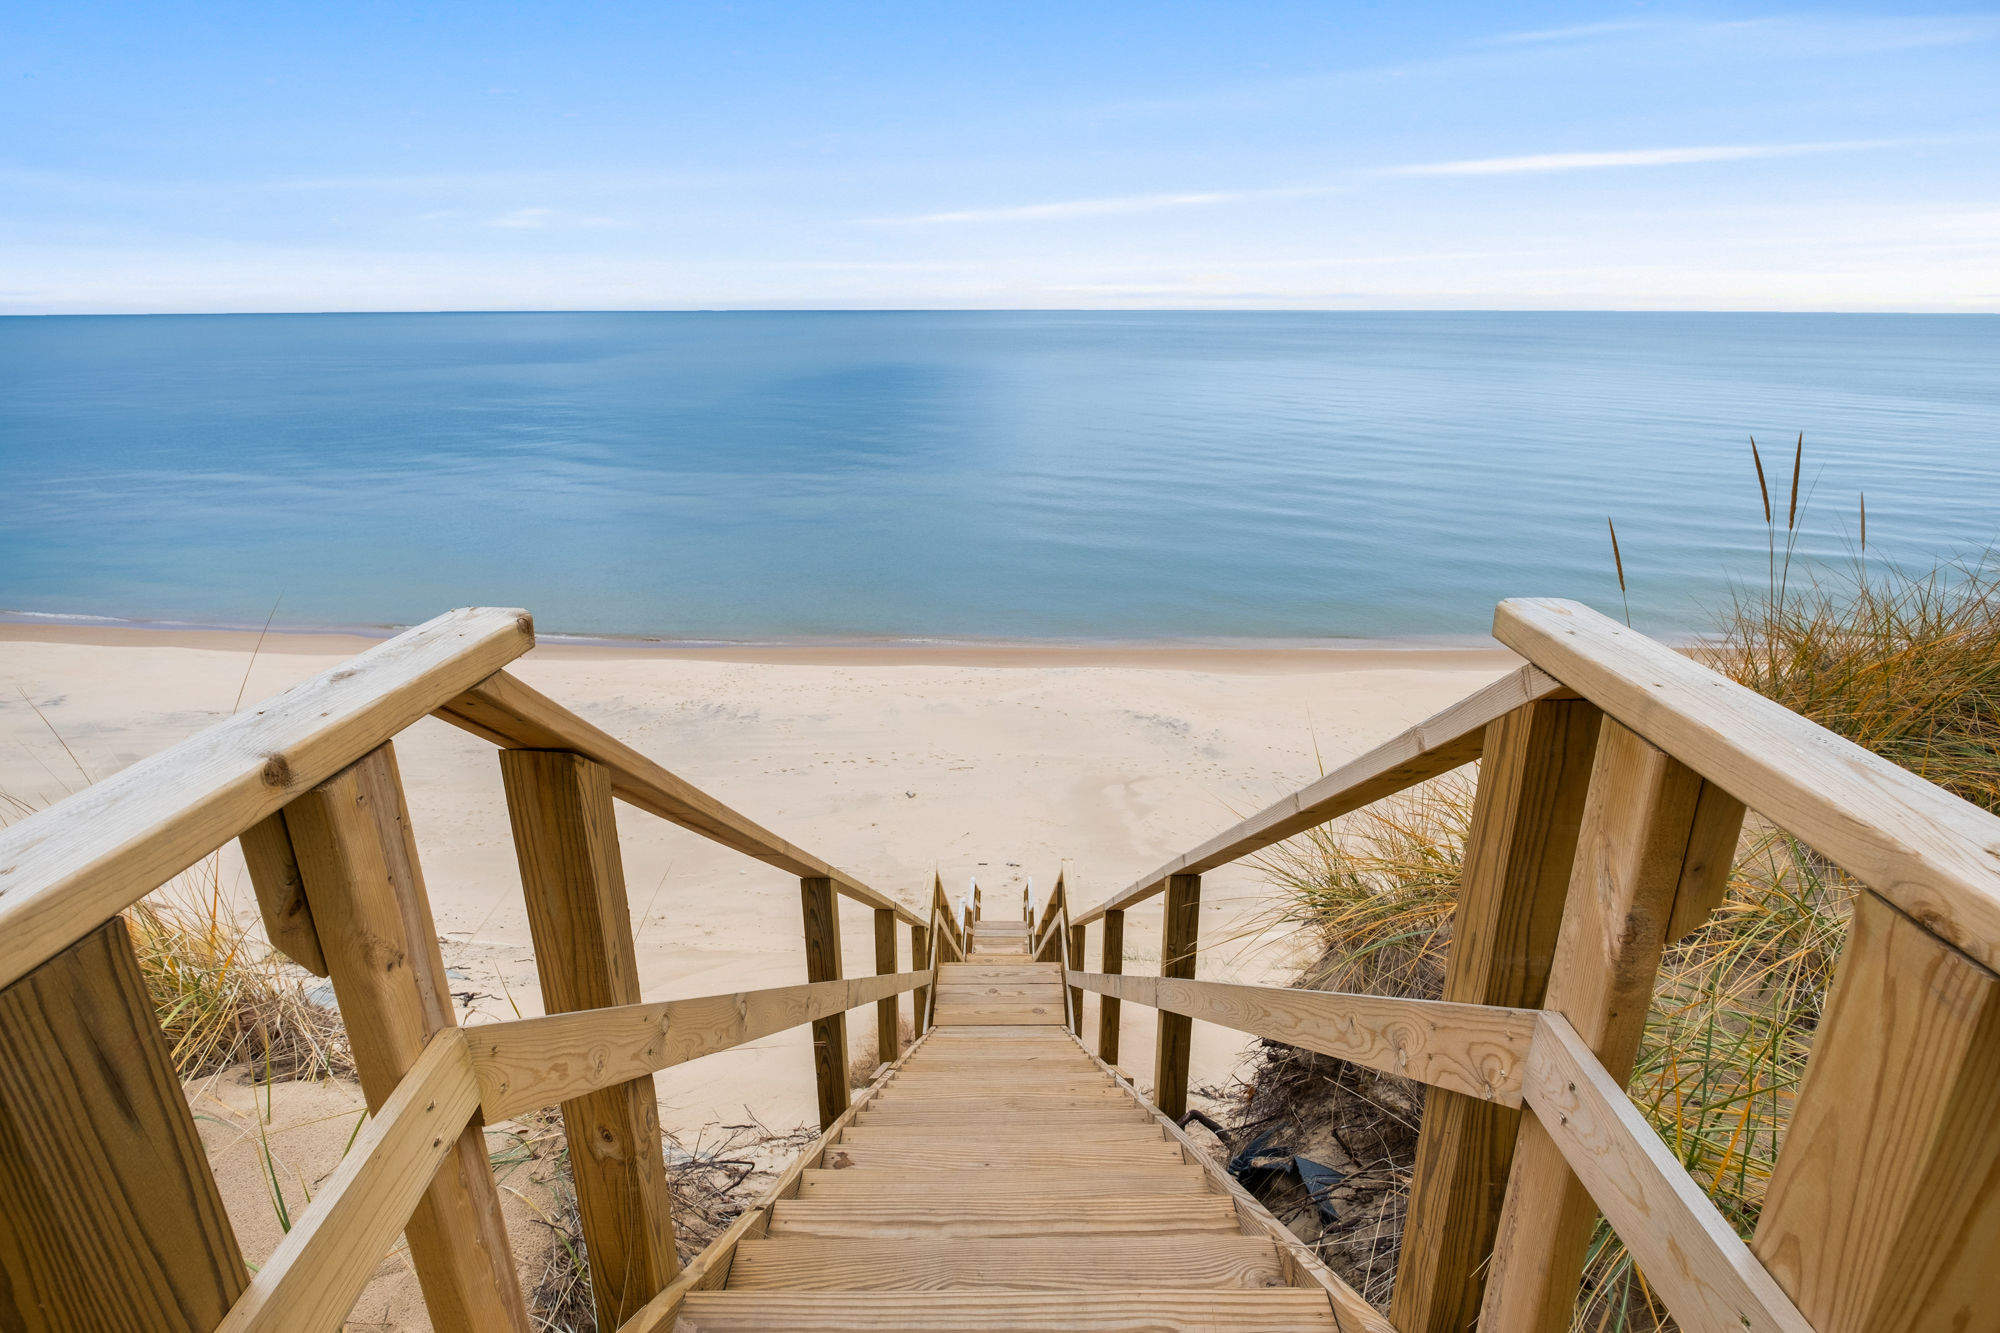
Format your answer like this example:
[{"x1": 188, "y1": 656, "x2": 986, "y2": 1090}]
[{"x1": 0, "y1": 624, "x2": 1513, "y2": 1309}]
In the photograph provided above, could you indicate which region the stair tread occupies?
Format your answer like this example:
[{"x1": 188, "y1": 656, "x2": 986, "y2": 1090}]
[
  {"x1": 725, "y1": 1235, "x2": 1288, "y2": 1292},
  {"x1": 677, "y1": 1290, "x2": 1337, "y2": 1330}
]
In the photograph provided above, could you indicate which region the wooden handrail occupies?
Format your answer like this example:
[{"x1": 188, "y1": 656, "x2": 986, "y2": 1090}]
[
  {"x1": 437, "y1": 670, "x2": 920, "y2": 926},
  {"x1": 466, "y1": 970, "x2": 933, "y2": 1120},
  {"x1": 0, "y1": 606, "x2": 536, "y2": 990},
  {"x1": 1071, "y1": 663, "x2": 1565, "y2": 926},
  {"x1": 1495, "y1": 597, "x2": 2000, "y2": 970},
  {"x1": 1064, "y1": 971, "x2": 1536, "y2": 1104}
]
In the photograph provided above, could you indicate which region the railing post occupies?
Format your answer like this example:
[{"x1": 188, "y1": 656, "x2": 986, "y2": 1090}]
[
  {"x1": 799, "y1": 876, "x2": 849, "y2": 1129},
  {"x1": 0, "y1": 918, "x2": 248, "y2": 1333},
  {"x1": 499, "y1": 749, "x2": 679, "y2": 1327},
  {"x1": 1393, "y1": 698, "x2": 1601, "y2": 1333},
  {"x1": 1154, "y1": 872, "x2": 1201, "y2": 1120},
  {"x1": 286, "y1": 743, "x2": 531, "y2": 1333},
  {"x1": 1750, "y1": 893, "x2": 2000, "y2": 1333},
  {"x1": 873, "y1": 907, "x2": 901, "y2": 1066},
  {"x1": 911, "y1": 920, "x2": 931, "y2": 1038},
  {"x1": 1068, "y1": 921, "x2": 1085, "y2": 1034},
  {"x1": 1098, "y1": 907, "x2": 1126, "y2": 1064},
  {"x1": 1478, "y1": 720, "x2": 1709, "y2": 1333}
]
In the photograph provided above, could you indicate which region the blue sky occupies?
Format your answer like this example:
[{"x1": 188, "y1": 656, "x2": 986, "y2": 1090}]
[{"x1": 2, "y1": 4, "x2": 1995, "y2": 312}]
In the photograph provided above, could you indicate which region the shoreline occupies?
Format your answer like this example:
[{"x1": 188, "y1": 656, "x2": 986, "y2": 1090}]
[{"x1": 0, "y1": 614, "x2": 1522, "y2": 673}]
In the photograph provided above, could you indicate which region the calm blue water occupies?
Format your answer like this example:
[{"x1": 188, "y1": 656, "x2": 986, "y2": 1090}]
[{"x1": 2, "y1": 312, "x2": 1995, "y2": 641}]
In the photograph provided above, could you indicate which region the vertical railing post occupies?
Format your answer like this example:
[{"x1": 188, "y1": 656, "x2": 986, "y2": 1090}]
[
  {"x1": 1067, "y1": 919, "x2": 1085, "y2": 1035},
  {"x1": 1478, "y1": 720, "x2": 1711, "y2": 1333},
  {"x1": 499, "y1": 749, "x2": 679, "y2": 1327},
  {"x1": 286, "y1": 743, "x2": 531, "y2": 1333},
  {"x1": 873, "y1": 907, "x2": 901, "y2": 1066},
  {"x1": 0, "y1": 919, "x2": 248, "y2": 1333},
  {"x1": 1098, "y1": 907, "x2": 1126, "y2": 1064},
  {"x1": 799, "y1": 876, "x2": 849, "y2": 1129},
  {"x1": 1154, "y1": 872, "x2": 1201, "y2": 1120},
  {"x1": 911, "y1": 919, "x2": 931, "y2": 1038},
  {"x1": 1750, "y1": 893, "x2": 2000, "y2": 1333},
  {"x1": 1392, "y1": 698, "x2": 1601, "y2": 1333}
]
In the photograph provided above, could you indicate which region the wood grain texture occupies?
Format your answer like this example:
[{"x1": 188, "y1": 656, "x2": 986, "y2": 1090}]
[
  {"x1": 725, "y1": 1235, "x2": 1289, "y2": 1291},
  {"x1": 237, "y1": 811, "x2": 328, "y2": 975},
  {"x1": 1494, "y1": 597, "x2": 2000, "y2": 970},
  {"x1": 1068, "y1": 971, "x2": 1536, "y2": 1103},
  {"x1": 1394, "y1": 698, "x2": 1601, "y2": 1333},
  {"x1": 213, "y1": 1029, "x2": 481, "y2": 1333},
  {"x1": 0, "y1": 918, "x2": 247, "y2": 1333},
  {"x1": 284, "y1": 745, "x2": 528, "y2": 1333},
  {"x1": 1152, "y1": 873, "x2": 1201, "y2": 1120},
  {"x1": 791, "y1": 1167, "x2": 1211, "y2": 1198},
  {"x1": 1072, "y1": 663, "x2": 1563, "y2": 925},
  {"x1": 1098, "y1": 908, "x2": 1126, "y2": 1063},
  {"x1": 1751, "y1": 893, "x2": 2000, "y2": 1333},
  {"x1": 499, "y1": 749, "x2": 678, "y2": 1324},
  {"x1": 800, "y1": 876, "x2": 850, "y2": 1130},
  {"x1": 910, "y1": 922, "x2": 930, "y2": 1037},
  {"x1": 1521, "y1": 1015, "x2": 1813, "y2": 1333},
  {"x1": 1665, "y1": 781, "x2": 1748, "y2": 942},
  {"x1": 674, "y1": 1290, "x2": 1339, "y2": 1331},
  {"x1": 467, "y1": 971, "x2": 931, "y2": 1120},
  {"x1": 0, "y1": 606, "x2": 533, "y2": 990},
  {"x1": 437, "y1": 669, "x2": 919, "y2": 923},
  {"x1": 1068, "y1": 923, "x2": 1086, "y2": 1033},
  {"x1": 764, "y1": 1196, "x2": 1238, "y2": 1240},
  {"x1": 872, "y1": 907, "x2": 901, "y2": 1065},
  {"x1": 1480, "y1": 720, "x2": 1706, "y2": 1333}
]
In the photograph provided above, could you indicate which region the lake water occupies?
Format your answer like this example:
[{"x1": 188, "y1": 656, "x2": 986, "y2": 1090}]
[{"x1": 2, "y1": 312, "x2": 1995, "y2": 642}]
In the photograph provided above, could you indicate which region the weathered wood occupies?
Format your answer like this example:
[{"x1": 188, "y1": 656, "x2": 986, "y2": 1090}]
[
  {"x1": 800, "y1": 876, "x2": 850, "y2": 1129},
  {"x1": 499, "y1": 749, "x2": 678, "y2": 1325},
  {"x1": 0, "y1": 606, "x2": 534, "y2": 990},
  {"x1": 1494, "y1": 597, "x2": 2000, "y2": 970},
  {"x1": 1666, "y1": 781, "x2": 1747, "y2": 941},
  {"x1": 1153, "y1": 873, "x2": 1201, "y2": 1120},
  {"x1": 673, "y1": 1290, "x2": 1340, "y2": 1330},
  {"x1": 238, "y1": 811, "x2": 328, "y2": 975},
  {"x1": 468, "y1": 972, "x2": 931, "y2": 1120},
  {"x1": 1068, "y1": 971, "x2": 1536, "y2": 1103},
  {"x1": 0, "y1": 918, "x2": 247, "y2": 1333},
  {"x1": 1073, "y1": 663, "x2": 1565, "y2": 925},
  {"x1": 724, "y1": 1234, "x2": 1288, "y2": 1291},
  {"x1": 873, "y1": 908, "x2": 902, "y2": 1066},
  {"x1": 1067, "y1": 923, "x2": 1086, "y2": 1034},
  {"x1": 1098, "y1": 908, "x2": 1125, "y2": 1064},
  {"x1": 214, "y1": 1029, "x2": 482, "y2": 1333},
  {"x1": 285, "y1": 744, "x2": 529, "y2": 1333},
  {"x1": 1394, "y1": 698, "x2": 1601, "y2": 1333},
  {"x1": 437, "y1": 669, "x2": 919, "y2": 924},
  {"x1": 911, "y1": 922, "x2": 931, "y2": 1037},
  {"x1": 1522, "y1": 1014, "x2": 1813, "y2": 1333},
  {"x1": 1479, "y1": 720, "x2": 1707, "y2": 1333},
  {"x1": 1752, "y1": 893, "x2": 2000, "y2": 1333}
]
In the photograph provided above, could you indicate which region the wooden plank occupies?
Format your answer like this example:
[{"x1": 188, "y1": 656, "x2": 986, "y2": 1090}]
[
  {"x1": 818, "y1": 1142, "x2": 1190, "y2": 1169},
  {"x1": 911, "y1": 921, "x2": 930, "y2": 1037},
  {"x1": 1069, "y1": 971, "x2": 1536, "y2": 1104},
  {"x1": 1153, "y1": 873, "x2": 1201, "y2": 1119},
  {"x1": 213, "y1": 1030, "x2": 481, "y2": 1333},
  {"x1": 285, "y1": 744, "x2": 529, "y2": 1333},
  {"x1": 931, "y1": 1003, "x2": 1064, "y2": 1025},
  {"x1": 499, "y1": 749, "x2": 678, "y2": 1324},
  {"x1": 1522, "y1": 1014, "x2": 1813, "y2": 1333},
  {"x1": 792, "y1": 1167, "x2": 1211, "y2": 1198},
  {"x1": 872, "y1": 907, "x2": 902, "y2": 1065},
  {"x1": 468, "y1": 971, "x2": 931, "y2": 1120},
  {"x1": 1751, "y1": 893, "x2": 2000, "y2": 1333},
  {"x1": 764, "y1": 1196, "x2": 1239, "y2": 1240},
  {"x1": 724, "y1": 1234, "x2": 1289, "y2": 1291},
  {"x1": 1666, "y1": 781, "x2": 1747, "y2": 941},
  {"x1": 799, "y1": 876, "x2": 849, "y2": 1130},
  {"x1": 1479, "y1": 719, "x2": 1706, "y2": 1333},
  {"x1": 1098, "y1": 908, "x2": 1125, "y2": 1063},
  {"x1": 1068, "y1": 922, "x2": 1086, "y2": 1033},
  {"x1": 0, "y1": 606, "x2": 533, "y2": 990},
  {"x1": 675, "y1": 1290, "x2": 1339, "y2": 1330},
  {"x1": 238, "y1": 811, "x2": 328, "y2": 975},
  {"x1": 1073, "y1": 663, "x2": 1563, "y2": 925},
  {"x1": 1394, "y1": 697, "x2": 1602, "y2": 1333},
  {"x1": 1494, "y1": 597, "x2": 2000, "y2": 969},
  {"x1": 436, "y1": 669, "x2": 919, "y2": 923},
  {"x1": 0, "y1": 918, "x2": 247, "y2": 1333}
]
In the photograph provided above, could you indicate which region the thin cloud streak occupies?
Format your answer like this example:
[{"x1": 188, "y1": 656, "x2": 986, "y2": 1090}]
[
  {"x1": 867, "y1": 190, "x2": 1249, "y2": 225},
  {"x1": 1388, "y1": 139, "x2": 1899, "y2": 176}
]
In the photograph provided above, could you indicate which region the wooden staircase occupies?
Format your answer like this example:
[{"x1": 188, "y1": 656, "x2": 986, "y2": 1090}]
[{"x1": 673, "y1": 914, "x2": 1342, "y2": 1330}]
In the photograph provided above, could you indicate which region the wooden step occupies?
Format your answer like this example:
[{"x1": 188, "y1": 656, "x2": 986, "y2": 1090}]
[
  {"x1": 853, "y1": 1107, "x2": 1156, "y2": 1128},
  {"x1": 677, "y1": 1290, "x2": 1338, "y2": 1330},
  {"x1": 818, "y1": 1141, "x2": 1188, "y2": 1170},
  {"x1": 766, "y1": 1196, "x2": 1239, "y2": 1240},
  {"x1": 725, "y1": 1235, "x2": 1289, "y2": 1292},
  {"x1": 835, "y1": 1126, "x2": 1169, "y2": 1149},
  {"x1": 937, "y1": 983, "x2": 1066, "y2": 1000},
  {"x1": 792, "y1": 1166, "x2": 1213, "y2": 1198},
  {"x1": 933, "y1": 1005, "x2": 1064, "y2": 1025}
]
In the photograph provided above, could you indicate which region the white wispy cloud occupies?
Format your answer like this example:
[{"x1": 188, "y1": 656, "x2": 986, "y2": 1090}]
[
  {"x1": 866, "y1": 190, "x2": 1253, "y2": 225},
  {"x1": 1387, "y1": 140, "x2": 1897, "y2": 177}
]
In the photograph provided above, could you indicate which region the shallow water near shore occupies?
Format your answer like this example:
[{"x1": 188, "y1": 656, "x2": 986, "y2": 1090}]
[{"x1": 3, "y1": 311, "x2": 1995, "y2": 639}]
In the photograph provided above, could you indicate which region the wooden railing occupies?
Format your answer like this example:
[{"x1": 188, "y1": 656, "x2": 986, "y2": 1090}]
[
  {"x1": 0, "y1": 607, "x2": 945, "y2": 1333},
  {"x1": 1062, "y1": 596, "x2": 2000, "y2": 1333}
]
